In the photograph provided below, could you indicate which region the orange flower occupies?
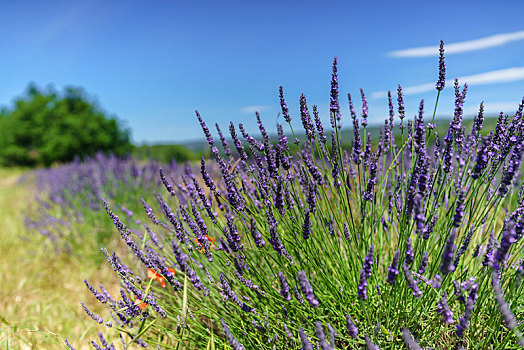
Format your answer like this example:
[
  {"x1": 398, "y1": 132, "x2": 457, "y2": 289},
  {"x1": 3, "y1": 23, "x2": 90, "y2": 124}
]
[
  {"x1": 147, "y1": 268, "x2": 176, "y2": 288},
  {"x1": 134, "y1": 298, "x2": 148, "y2": 310},
  {"x1": 194, "y1": 235, "x2": 216, "y2": 253},
  {"x1": 147, "y1": 268, "x2": 166, "y2": 288}
]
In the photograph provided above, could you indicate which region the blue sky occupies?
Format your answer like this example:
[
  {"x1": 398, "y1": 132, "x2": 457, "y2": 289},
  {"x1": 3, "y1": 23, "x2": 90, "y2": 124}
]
[{"x1": 1, "y1": 0, "x2": 524, "y2": 144}]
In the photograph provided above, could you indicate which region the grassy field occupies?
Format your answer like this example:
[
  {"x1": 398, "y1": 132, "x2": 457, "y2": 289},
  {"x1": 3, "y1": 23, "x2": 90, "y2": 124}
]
[{"x1": 0, "y1": 168, "x2": 123, "y2": 349}]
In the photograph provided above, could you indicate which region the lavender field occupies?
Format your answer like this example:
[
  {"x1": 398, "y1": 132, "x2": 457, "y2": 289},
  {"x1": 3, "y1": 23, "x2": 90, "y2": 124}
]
[{"x1": 2, "y1": 41, "x2": 524, "y2": 349}]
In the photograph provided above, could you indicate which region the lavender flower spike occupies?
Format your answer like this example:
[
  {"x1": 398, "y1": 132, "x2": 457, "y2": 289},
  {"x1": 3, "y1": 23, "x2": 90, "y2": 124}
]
[
  {"x1": 315, "y1": 321, "x2": 333, "y2": 350},
  {"x1": 440, "y1": 231, "x2": 456, "y2": 275},
  {"x1": 493, "y1": 221, "x2": 516, "y2": 270},
  {"x1": 436, "y1": 40, "x2": 446, "y2": 91},
  {"x1": 298, "y1": 270, "x2": 319, "y2": 307},
  {"x1": 279, "y1": 86, "x2": 291, "y2": 123},
  {"x1": 278, "y1": 272, "x2": 292, "y2": 301},
  {"x1": 365, "y1": 334, "x2": 380, "y2": 350},
  {"x1": 299, "y1": 328, "x2": 313, "y2": 350},
  {"x1": 221, "y1": 319, "x2": 245, "y2": 350},
  {"x1": 357, "y1": 268, "x2": 369, "y2": 300},
  {"x1": 492, "y1": 271, "x2": 524, "y2": 346},
  {"x1": 360, "y1": 88, "x2": 368, "y2": 127},
  {"x1": 437, "y1": 292, "x2": 454, "y2": 324},
  {"x1": 402, "y1": 328, "x2": 422, "y2": 350},
  {"x1": 64, "y1": 339, "x2": 77, "y2": 350},
  {"x1": 402, "y1": 263, "x2": 422, "y2": 298},
  {"x1": 387, "y1": 250, "x2": 400, "y2": 285},
  {"x1": 346, "y1": 314, "x2": 359, "y2": 338}
]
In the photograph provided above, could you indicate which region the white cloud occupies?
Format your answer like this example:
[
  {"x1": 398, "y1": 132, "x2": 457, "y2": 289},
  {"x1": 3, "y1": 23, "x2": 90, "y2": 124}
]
[
  {"x1": 389, "y1": 30, "x2": 524, "y2": 57},
  {"x1": 241, "y1": 105, "x2": 270, "y2": 114},
  {"x1": 371, "y1": 67, "x2": 524, "y2": 99}
]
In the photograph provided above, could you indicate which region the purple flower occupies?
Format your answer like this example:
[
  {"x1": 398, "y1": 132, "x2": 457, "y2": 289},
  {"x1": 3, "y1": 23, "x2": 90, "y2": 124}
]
[
  {"x1": 365, "y1": 334, "x2": 380, "y2": 350},
  {"x1": 454, "y1": 225, "x2": 475, "y2": 267},
  {"x1": 405, "y1": 238, "x2": 414, "y2": 266},
  {"x1": 442, "y1": 128, "x2": 454, "y2": 173},
  {"x1": 249, "y1": 217, "x2": 265, "y2": 248},
  {"x1": 360, "y1": 88, "x2": 368, "y2": 127},
  {"x1": 471, "y1": 135, "x2": 492, "y2": 179},
  {"x1": 424, "y1": 213, "x2": 438, "y2": 240},
  {"x1": 84, "y1": 279, "x2": 107, "y2": 303},
  {"x1": 363, "y1": 245, "x2": 374, "y2": 279},
  {"x1": 430, "y1": 274, "x2": 442, "y2": 289},
  {"x1": 436, "y1": 40, "x2": 446, "y2": 91},
  {"x1": 278, "y1": 272, "x2": 292, "y2": 301},
  {"x1": 302, "y1": 211, "x2": 312, "y2": 240},
  {"x1": 81, "y1": 302, "x2": 103, "y2": 324},
  {"x1": 331, "y1": 132, "x2": 341, "y2": 189},
  {"x1": 499, "y1": 139, "x2": 524, "y2": 196},
  {"x1": 483, "y1": 231, "x2": 496, "y2": 267},
  {"x1": 283, "y1": 323, "x2": 294, "y2": 341},
  {"x1": 195, "y1": 110, "x2": 214, "y2": 146},
  {"x1": 363, "y1": 153, "x2": 378, "y2": 201},
  {"x1": 493, "y1": 221, "x2": 516, "y2": 270},
  {"x1": 472, "y1": 102, "x2": 485, "y2": 138},
  {"x1": 279, "y1": 86, "x2": 291, "y2": 123},
  {"x1": 326, "y1": 323, "x2": 337, "y2": 347},
  {"x1": 456, "y1": 293, "x2": 475, "y2": 337},
  {"x1": 300, "y1": 94, "x2": 316, "y2": 141},
  {"x1": 357, "y1": 268, "x2": 369, "y2": 300},
  {"x1": 402, "y1": 328, "x2": 422, "y2": 350},
  {"x1": 221, "y1": 319, "x2": 245, "y2": 350},
  {"x1": 315, "y1": 322, "x2": 332, "y2": 350},
  {"x1": 349, "y1": 93, "x2": 362, "y2": 164},
  {"x1": 453, "y1": 190, "x2": 465, "y2": 228},
  {"x1": 330, "y1": 57, "x2": 341, "y2": 128},
  {"x1": 346, "y1": 314, "x2": 359, "y2": 338},
  {"x1": 418, "y1": 252, "x2": 428, "y2": 275},
  {"x1": 387, "y1": 250, "x2": 400, "y2": 285},
  {"x1": 437, "y1": 292, "x2": 454, "y2": 324},
  {"x1": 299, "y1": 328, "x2": 313, "y2": 350},
  {"x1": 343, "y1": 222, "x2": 351, "y2": 244},
  {"x1": 312, "y1": 105, "x2": 327, "y2": 143},
  {"x1": 492, "y1": 271, "x2": 524, "y2": 346},
  {"x1": 402, "y1": 263, "x2": 422, "y2": 298},
  {"x1": 172, "y1": 240, "x2": 204, "y2": 291},
  {"x1": 298, "y1": 270, "x2": 319, "y2": 307},
  {"x1": 64, "y1": 339, "x2": 76, "y2": 350},
  {"x1": 229, "y1": 123, "x2": 248, "y2": 162},
  {"x1": 397, "y1": 84, "x2": 405, "y2": 129},
  {"x1": 440, "y1": 231, "x2": 456, "y2": 275}
]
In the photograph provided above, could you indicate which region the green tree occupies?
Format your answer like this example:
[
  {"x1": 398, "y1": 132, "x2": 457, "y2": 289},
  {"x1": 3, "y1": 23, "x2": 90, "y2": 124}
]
[{"x1": 0, "y1": 84, "x2": 132, "y2": 166}]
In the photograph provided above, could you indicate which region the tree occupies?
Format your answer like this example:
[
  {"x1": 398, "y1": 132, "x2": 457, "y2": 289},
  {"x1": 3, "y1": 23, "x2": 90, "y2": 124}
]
[{"x1": 0, "y1": 84, "x2": 132, "y2": 166}]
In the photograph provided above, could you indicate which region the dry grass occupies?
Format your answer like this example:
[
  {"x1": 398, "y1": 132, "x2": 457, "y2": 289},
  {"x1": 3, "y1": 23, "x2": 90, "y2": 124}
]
[{"x1": 0, "y1": 168, "x2": 125, "y2": 349}]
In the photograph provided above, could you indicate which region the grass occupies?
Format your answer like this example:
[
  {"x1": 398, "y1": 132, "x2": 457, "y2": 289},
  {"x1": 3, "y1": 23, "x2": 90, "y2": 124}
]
[{"x1": 0, "y1": 167, "x2": 125, "y2": 349}]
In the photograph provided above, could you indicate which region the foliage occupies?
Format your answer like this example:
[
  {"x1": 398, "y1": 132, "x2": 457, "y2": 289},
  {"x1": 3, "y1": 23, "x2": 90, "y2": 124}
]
[
  {"x1": 0, "y1": 84, "x2": 132, "y2": 167},
  {"x1": 133, "y1": 144, "x2": 203, "y2": 164},
  {"x1": 31, "y1": 47, "x2": 524, "y2": 349},
  {"x1": 26, "y1": 153, "x2": 182, "y2": 262}
]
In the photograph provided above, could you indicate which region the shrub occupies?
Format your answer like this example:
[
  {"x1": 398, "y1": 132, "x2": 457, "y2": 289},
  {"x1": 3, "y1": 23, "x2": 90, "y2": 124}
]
[
  {"x1": 27, "y1": 153, "x2": 182, "y2": 261},
  {"x1": 0, "y1": 84, "x2": 132, "y2": 167},
  {"x1": 73, "y1": 43, "x2": 524, "y2": 349}
]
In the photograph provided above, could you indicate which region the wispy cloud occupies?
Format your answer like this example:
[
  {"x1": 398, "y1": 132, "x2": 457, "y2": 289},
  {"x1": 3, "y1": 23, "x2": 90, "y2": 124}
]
[
  {"x1": 241, "y1": 105, "x2": 270, "y2": 114},
  {"x1": 463, "y1": 101, "x2": 522, "y2": 116},
  {"x1": 371, "y1": 67, "x2": 524, "y2": 99},
  {"x1": 389, "y1": 30, "x2": 524, "y2": 57}
]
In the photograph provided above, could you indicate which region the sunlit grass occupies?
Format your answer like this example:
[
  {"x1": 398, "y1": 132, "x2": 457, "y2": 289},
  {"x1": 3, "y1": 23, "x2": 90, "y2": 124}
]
[{"x1": 0, "y1": 168, "x2": 123, "y2": 349}]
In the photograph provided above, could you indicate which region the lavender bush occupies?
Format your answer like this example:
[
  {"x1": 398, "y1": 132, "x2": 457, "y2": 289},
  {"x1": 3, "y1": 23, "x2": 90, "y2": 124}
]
[
  {"x1": 26, "y1": 153, "x2": 183, "y2": 258},
  {"x1": 73, "y1": 43, "x2": 524, "y2": 349}
]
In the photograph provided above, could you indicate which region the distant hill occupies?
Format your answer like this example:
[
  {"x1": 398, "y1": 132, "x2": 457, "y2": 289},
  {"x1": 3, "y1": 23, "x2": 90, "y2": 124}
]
[{"x1": 141, "y1": 115, "x2": 501, "y2": 163}]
